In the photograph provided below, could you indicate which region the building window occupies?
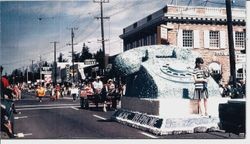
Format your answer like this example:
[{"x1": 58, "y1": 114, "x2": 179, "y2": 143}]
[
  {"x1": 209, "y1": 31, "x2": 220, "y2": 48},
  {"x1": 235, "y1": 32, "x2": 245, "y2": 49},
  {"x1": 183, "y1": 30, "x2": 193, "y2": 48}
]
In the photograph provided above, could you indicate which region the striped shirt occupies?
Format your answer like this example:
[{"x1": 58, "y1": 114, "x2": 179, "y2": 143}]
[{"x1": 193, "y1": 68, "x2": 206, "y2": 89}]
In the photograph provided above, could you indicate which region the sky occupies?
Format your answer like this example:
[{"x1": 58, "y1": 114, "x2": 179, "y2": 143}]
[{"x1": 0, "y1": 0, "x2": 246, "y2": 74}]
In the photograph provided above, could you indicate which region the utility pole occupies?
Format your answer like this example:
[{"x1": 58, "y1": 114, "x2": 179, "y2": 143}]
[
  {"x1": 225, "y1": 0, "x2": 236, "y2": 87},
  {"x1": 67, "y1": 27, "x2": 78, "y2": 84},
  {"x1": 26, "y1": 66, "x2": 29, "y2": 83},
  {"x1": 50, "y1": 41, "x2": 59, "y2": 85},
  {"x1": 31, "y1": 60, "x2": 34, "y2": 83},
  {"x1": 94, "y1": 0, "x2": 109, "y2": 70},
  {"x1": 39, "y1": 55, "x2": 42, "y2": 82}
]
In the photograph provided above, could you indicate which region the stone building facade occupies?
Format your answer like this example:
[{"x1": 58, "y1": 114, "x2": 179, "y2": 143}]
[{"x1": 120, "y1": 5, "x2": 246, "y2": 84}]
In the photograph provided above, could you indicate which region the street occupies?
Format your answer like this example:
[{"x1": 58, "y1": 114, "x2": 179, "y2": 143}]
[{"x1": 11, "y1": 92, "x2": 244, "y2": 139}]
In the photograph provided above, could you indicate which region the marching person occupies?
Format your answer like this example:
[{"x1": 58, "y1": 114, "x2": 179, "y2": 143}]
[
  {"x1": 105, "y1": 79, "x2": 118, "y2": 110},
  {"x1": 55, "y1": 84, "x2": 61, "y2": 100},
  {"x1": 80, "y1": 81, "x2": 94, "y2": 109},
  {"x1": 193, "y1": 57, "x2": 210, "y2": 116},
  {"x1": 36, "y1": 84, "x2": 45, "y2": 102},
  {"x1": 71, "y1": 84, "x2": 78, "y2": 102},
  {"x1": 92, "y1": 76, "x2": 104, "y2": 111}
]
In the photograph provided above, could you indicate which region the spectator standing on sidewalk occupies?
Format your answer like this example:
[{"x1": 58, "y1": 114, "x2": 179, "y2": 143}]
[{"x1": 1, "y1": 66, "x2": 16, "y2": 138}]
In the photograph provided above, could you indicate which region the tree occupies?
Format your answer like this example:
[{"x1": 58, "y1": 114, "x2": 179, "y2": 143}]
[
  {"x1": 94, "y1": 49, "x2": 104, "y2": 69},
  {"x1": 58, "y1": 53, "x2": 68, "y2": 62},
  {"x1": 79, "y1": 43, "x2": 93, "y2": 62},
  {"x1": 73, "y1": 53, "x2": 80, "y2": 62}
]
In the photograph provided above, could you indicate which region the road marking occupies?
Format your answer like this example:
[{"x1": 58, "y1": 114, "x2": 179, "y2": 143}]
[
  {"x1": 139, "y1": 131, "x2": 158, "y2": 139},
  {"x1": 93, "y1": 114, "x2": 107, "y2": 120},
  {"x1": 62, "y1": 97, "x2": 75, "y2": 100},
  {"x1": 16, "y1": 106, "x2": 75, "y2": 111},
  {"x1": 71, "y1": 106, "x2": 79, "y2": 110},
  {"x1": 16, "y1": 103, "x2": 79, "y2": 108},
  {"x1": 14, "y1": 116, "x2": 28, "y2": 120},
  {"x1": 14, "y1": 133, "x2": 33, "y2": 138}
]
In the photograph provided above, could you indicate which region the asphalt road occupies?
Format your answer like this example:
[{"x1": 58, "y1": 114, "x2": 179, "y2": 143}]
[{"x1": 9, "y1": 92, "x2": 245, "y2": 139}]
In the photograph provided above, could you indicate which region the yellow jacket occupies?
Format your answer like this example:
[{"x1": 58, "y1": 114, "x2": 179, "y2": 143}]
[{"x1": 37, "y1": 87, "x2": 45, "y2": 97}]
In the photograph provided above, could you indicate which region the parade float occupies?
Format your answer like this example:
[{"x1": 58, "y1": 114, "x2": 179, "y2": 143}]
[{"x1": 111, "y1": 45, "x2": 229, "y2": 135}]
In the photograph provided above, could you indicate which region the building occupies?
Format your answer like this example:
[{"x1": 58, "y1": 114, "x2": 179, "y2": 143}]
[
  {"x1": 55, "y1": 61, "x2": 98, "y2": 83},
  {"x1": 120, "y1": 4, "x2": 246, "y2": 84}
]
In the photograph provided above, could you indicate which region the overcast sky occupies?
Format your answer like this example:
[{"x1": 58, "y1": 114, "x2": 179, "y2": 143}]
[{"x1": 0, "y1": 0, "x2": 245, "y2": 74}]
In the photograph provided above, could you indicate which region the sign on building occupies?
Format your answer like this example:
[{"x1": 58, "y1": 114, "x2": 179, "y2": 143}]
[
  {"x1": 160, "y1": 24, "x2": 168, "y2": 40},
  {"x1": 236, "y1": 53, "x2": 246, "y2": 63},
  {"x1": 41, "y1": 66, "x2": 52, "y2": 75}
]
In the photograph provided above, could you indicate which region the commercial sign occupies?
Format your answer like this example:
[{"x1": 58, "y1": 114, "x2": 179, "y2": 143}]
[
  {"x1": 160, "y1": 24, "x2": 168, "y2": 40},
  {"x1": 41, "y1": 66, "x2": 52, "y2": 75},
  {"x1": 214, "y1": 51, "x2": 229, "y2": 56},
  {"x1": 113, "y1": 110, "x2": 163, "y2": 129},
  {"x1": 236, "y1": 54, "x2": 246, "y2": 63}
]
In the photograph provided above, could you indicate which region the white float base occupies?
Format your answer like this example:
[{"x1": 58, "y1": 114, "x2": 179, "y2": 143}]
[{"x1": 112, "y1": 96, "x2": 230, "y2": 135}]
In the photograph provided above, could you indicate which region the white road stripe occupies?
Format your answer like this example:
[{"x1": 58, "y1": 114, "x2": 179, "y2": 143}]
[
  {"x1": 16, "y1": 103, "x2": 79, "y2": 108},
  {"x1": 71, "y1": 106, "x2": 79, "y2": 110},
  {"x1": 14, "y1": 116, "x2": 28, "y2": 120},
  {"x1": 139, "y1": 131, "x2": 158, "y2": 139},
  {"x1": 15, "y1": 104, "x2": 79, "y2": 108},
  {"x1": 14, "y1": 133, "x2": 33, "y2": 138},
  {"x1": 93, "y1": 114, "x2": 107, "y2": 120},
  {"x1": 16, "y1": 106, "x2": 74, "y2": 111}
]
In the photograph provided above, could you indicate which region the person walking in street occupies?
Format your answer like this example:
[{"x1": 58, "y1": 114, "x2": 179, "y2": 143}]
[
  {"x1": 55, "y1": 84, "x2": 61, "y2": 100},
  {"x1": 71, "y1": 84, "x2": 78, "y2": 102},
  {"x1": 92, "y1": 76, "x2": 104, "y2": 111},
  {"x1": 193, "y1": 57, "x2": 210, "y2": 116},
  {"x1": 36, "y1": 84, "x2": 45, "y2": 102},
  {"x1": 80, "y1": 81, "x2": 94, "y2": 109},
  {"x1": 105, "y1": 79, "x2": 118, "y2": 110}
]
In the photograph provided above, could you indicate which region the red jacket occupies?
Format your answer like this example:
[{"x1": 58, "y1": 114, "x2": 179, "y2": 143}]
[{"x1": 1, "y1": 76, "x2": 10, "y2": 88}]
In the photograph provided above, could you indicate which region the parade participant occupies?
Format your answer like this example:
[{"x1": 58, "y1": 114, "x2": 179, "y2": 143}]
[
  {"x1": 105, "y1": 79, "x2": 117, "y2": 109},
  {"x1": 92, "y1": 76, "x2": 104, "y2": 111},
  {"x1": 61, "y1": 85, "x2": 67, "y2": 98},
  {"x1": 71, "y1": 84, "x2": 78, "y2": 102},
  {"x1": 80, "y1": 82, "x2": 94, "y2": 109},
  {"x1": 13, "y1": 84, "x2": 21, "y2": 100},
  {"x1": 193, "y1": 57, "x2": 209, "y2": 116},
  {"x1": 55, "y1": 84, "x2": 61, "y2": 100},
  {"x1": 36, "y1": 84, "x2": 45, "y2": 102}
]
